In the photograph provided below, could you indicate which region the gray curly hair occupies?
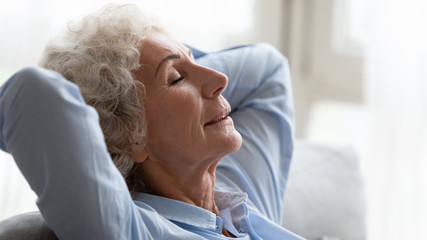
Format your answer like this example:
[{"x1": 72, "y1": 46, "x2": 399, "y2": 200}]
[{"x1": 39, "y1": 4, "x2": 165, "y2": 197}]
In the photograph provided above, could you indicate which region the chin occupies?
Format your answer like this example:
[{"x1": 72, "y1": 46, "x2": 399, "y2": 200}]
[
  {"x1": 228, "y1": 130, "x2": 243, "y2": 153},
  {"x1": 209, "y1": 129, "x2": 242, "y2": 159}
]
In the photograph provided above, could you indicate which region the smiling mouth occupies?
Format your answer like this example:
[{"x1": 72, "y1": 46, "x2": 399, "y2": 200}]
[{"x1": 205, "y1": 113, "x2": 230, "y2": 126}]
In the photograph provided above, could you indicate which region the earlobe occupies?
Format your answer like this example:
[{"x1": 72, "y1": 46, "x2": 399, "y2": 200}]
[{"x1": 131, "y1": 147, "x2": 149, "y2": 163}]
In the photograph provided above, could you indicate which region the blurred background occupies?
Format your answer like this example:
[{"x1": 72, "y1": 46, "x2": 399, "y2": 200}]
[{"x1": 0, "y1": 0, "x2": 426, "y2": 239}]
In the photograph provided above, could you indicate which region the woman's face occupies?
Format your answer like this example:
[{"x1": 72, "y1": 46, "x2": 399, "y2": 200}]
[{"x1": 136, "y1": 32, "x2": 242, "y2": 169}]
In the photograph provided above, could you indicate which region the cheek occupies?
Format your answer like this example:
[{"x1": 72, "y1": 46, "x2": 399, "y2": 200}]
[{"x1": 144, "y1": 89, "x2": 202, "y2": 144}]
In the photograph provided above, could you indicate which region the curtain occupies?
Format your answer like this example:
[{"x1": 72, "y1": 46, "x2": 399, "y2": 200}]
[{"x1": 365, "y1": 0, "x2": 427, "y2": 238}]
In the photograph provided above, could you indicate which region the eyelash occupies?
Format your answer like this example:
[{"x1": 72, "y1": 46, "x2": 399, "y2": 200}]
[{"x1": 170, "y1": 75, "x2": 184, "y2": 85}]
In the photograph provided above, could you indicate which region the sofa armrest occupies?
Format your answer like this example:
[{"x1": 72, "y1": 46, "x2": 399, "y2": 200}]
[
  {"x1": 282, "y1": 140, "x2": 366, "y2": 240},
  {"x1": 0, "y1": 211, "x2": 57, "y2": 240}
]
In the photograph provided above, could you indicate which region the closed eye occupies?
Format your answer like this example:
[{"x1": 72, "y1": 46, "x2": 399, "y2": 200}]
[{"x1": 171, "y1": 75, "x2": 184, "y2": 85}]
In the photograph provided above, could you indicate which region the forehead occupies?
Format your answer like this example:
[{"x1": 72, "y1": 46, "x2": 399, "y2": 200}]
[{"x1": 140, "y1": 32, "x2": 186, "y2": 65}]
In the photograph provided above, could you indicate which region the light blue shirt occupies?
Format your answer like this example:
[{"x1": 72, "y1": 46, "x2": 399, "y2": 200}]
[{"x1": 0, "y1": 43, "x2": 303, "y2": 239}]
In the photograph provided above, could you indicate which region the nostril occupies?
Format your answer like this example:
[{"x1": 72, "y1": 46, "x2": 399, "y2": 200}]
[{"x1": 212, "y1": 87, "x2": 225, "y2": 97}]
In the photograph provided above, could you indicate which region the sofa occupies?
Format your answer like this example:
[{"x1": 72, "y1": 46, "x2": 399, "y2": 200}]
[
  {"x1": 0, "y1": 140, "x2": 365, "y2": 240},
  {"x1": 282, "y1": 140, "x2": 366, "y2": 240}
]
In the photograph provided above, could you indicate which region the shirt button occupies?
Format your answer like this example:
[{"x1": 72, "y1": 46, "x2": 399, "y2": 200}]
[{"x1": 215, "y1": 225, "x2": 219, "y2": 229}]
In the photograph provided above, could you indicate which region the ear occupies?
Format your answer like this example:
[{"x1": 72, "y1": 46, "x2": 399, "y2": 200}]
[{"x1": 131, "y1": 146, "x2": 149, "y2": 163}]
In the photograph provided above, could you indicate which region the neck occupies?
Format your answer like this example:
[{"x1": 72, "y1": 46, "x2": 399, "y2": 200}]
[{"x1": 139, "y1": 158, "x2": 221, "y2": 215}]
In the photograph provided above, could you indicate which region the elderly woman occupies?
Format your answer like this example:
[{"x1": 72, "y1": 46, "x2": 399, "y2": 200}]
[{"x1": 0, "y1": 4, "x2": 301, "y2": 240}]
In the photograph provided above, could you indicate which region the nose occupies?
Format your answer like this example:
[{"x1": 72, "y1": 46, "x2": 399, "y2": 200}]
[{"x1": 197, "y1": 65, "x2": 228, "y2": 99}]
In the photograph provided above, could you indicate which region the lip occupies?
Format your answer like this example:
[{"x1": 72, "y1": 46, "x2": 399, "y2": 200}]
[{"x1": 205, "y1": 107, "x2": 231, "y2": 126}]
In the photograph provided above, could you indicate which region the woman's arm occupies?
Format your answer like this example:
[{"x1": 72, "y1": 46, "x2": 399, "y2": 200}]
[
  {"x1": 196, "y1": 43, "x2": 295, "y2": 224},
  {"x1": 0, "y1": 67, "x2": 136, "y2": 239}
]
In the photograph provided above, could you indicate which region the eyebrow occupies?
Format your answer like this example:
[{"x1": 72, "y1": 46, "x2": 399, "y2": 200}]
[
  {"x1": 155, "y1": 54, "x2": 181, "y2": 77},
  {"x1": 154, "y1": 49, "x2": 193, "y2": 77}
]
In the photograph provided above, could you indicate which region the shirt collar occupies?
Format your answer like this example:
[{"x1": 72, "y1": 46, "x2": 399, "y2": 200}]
[
  {"x1": 134, "y1": 191, "x2": 248, "y2": 231},
  {"x1": 214, "y1": 191, "x2": 248, "y2": 211}
]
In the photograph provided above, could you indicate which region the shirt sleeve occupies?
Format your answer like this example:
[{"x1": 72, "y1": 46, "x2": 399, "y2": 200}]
[
  {"x1": 0, "y1": 67, "x2": 161, "y2": 240},
  {"x1": 196, "y1": 43, "x2": 295, "y2": 225}
]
